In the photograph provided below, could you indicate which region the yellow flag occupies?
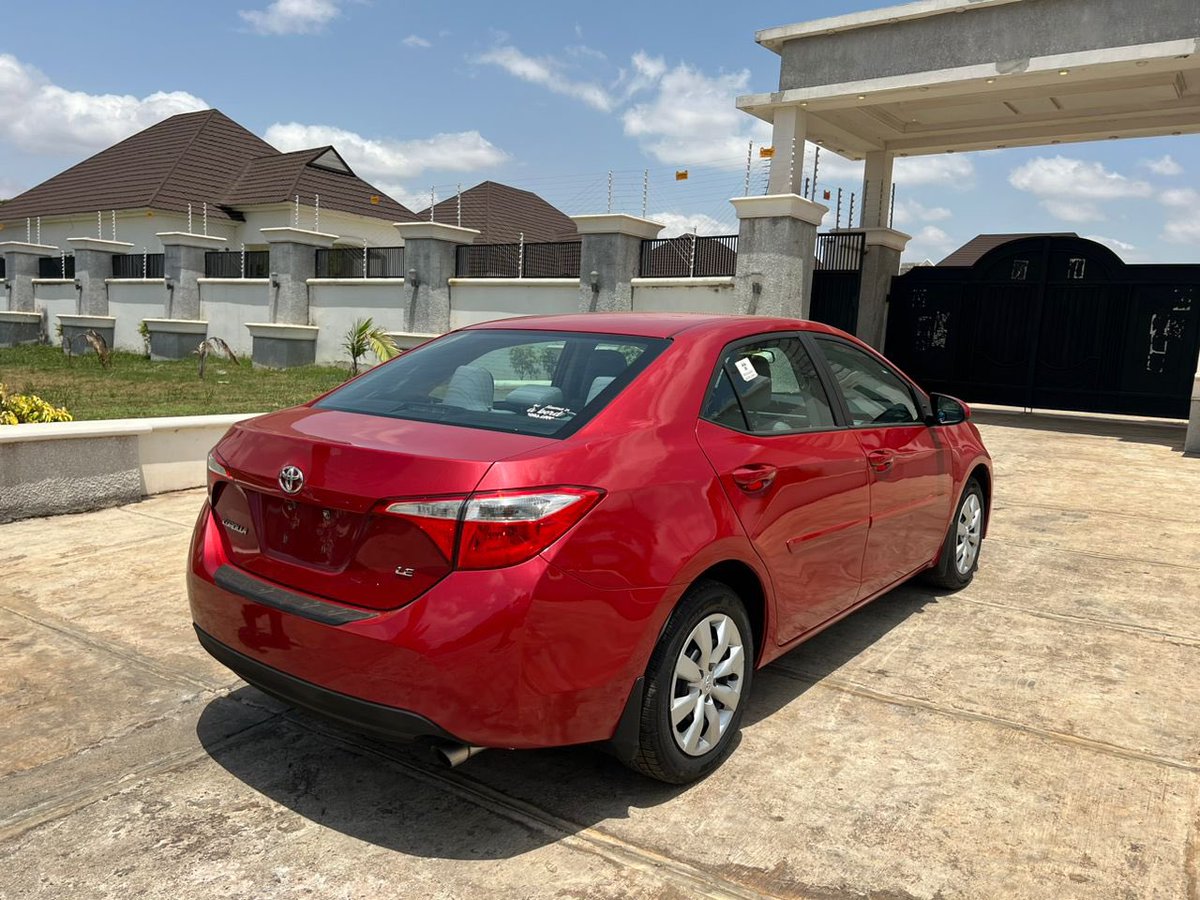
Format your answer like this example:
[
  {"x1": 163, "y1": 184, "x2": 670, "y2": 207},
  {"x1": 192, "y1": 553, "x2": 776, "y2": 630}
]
[
  {"x1": 675, "y1": 170, "x2": 689, "y2": 181},
  {"x1": 759, "y1": 147, "x2": 775, "y2": 158}
]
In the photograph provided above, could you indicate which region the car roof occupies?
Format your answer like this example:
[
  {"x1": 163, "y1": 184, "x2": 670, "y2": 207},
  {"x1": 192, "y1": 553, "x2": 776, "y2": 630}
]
[{"x1": 460, "y1": 312, "x2": 847, "y2": 341}]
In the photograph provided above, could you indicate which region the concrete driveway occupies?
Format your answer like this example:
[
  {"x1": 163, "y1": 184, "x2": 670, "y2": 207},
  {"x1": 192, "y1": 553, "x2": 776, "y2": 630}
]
[{"x1": 2, "y1": 412, "x2": 1198, "y2": 899}]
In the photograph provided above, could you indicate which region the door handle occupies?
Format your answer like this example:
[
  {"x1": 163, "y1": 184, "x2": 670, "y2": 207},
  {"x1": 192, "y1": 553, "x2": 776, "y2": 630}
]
[
  {"x1": 731, "y1": 464, "x2": 777, "y2": 492},
  {"x1": 867, "y1": 449, "x2": 895, "y2": 473}
]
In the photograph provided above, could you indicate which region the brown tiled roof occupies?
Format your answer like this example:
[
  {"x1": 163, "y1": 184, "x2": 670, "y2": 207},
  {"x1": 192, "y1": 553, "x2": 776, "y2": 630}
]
[
  {"x1": 0, "y1": 109, "x2": 418, "y2": 226},
  {"x1": 938, "y1": 232, "x2": 1077, "y2": 267},
  {"x1": 417, "y1": 181, "x2": 578, "y2": 243}
]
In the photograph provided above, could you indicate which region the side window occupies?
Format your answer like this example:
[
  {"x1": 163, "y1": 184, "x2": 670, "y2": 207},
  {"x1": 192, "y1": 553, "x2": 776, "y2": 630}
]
[
  {"x1": 815, "y1": 338, "x2": 920, "y2": 426},
  {"x1": 702, "y1": 337, "x2": 836, "y2": 434}
]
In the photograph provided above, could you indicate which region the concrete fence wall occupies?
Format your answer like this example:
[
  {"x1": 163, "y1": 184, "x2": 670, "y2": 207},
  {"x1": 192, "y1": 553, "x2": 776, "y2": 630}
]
[
  {"x1": 308, "y1": 279, "x2": 410, "y2": 365},
  {"x1": 199, "y1": 279, "x2": 271, "y2": 355},
  {"x1": 32, "y1": 280, "x2": 77, "y2": 338},
  {"x1": 631, "y1": 277, "x2": 737, "y2": 314},
  {"x1": 108, "y1": 280, "x2": 167, "y2": 352},
  {"x1": 448, "y1": 278, "x2": 580, "y2": 329}
]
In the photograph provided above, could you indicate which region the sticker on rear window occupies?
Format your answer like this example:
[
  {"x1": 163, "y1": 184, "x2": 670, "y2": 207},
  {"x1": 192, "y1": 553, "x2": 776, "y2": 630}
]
[
  {"x1": 526, "y1": 404, "x2": 574, "y2": 420},
  {"x1": 735, "y1": 358, "x2": 758, "y2": 382}
]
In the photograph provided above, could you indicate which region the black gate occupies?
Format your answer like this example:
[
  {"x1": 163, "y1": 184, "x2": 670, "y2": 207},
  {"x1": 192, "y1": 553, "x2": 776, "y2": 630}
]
[
  {"x1": 885, "y1": 235, "x2": 1200, "y2": 418},
  {"x1": 810, "y1": 232, "x2": 865, "y2": 334}
]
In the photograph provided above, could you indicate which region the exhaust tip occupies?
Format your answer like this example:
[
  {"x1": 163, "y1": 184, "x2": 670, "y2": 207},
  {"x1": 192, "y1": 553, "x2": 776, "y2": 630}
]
[{"x1": 432, "y1": 743, "x2": 487, "y2": 768}]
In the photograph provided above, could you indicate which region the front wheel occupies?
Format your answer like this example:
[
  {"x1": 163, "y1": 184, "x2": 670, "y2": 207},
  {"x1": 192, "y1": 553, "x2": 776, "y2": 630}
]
[
  {"x1": 626, "y1": 580, "x2": 754, "y2": 784},
  {"x1": 923, "y1": 478, "x2": 985, "y2": 590}
]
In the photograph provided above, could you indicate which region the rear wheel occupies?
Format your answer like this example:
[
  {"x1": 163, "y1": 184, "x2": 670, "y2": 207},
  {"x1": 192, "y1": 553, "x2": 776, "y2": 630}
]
[
  {"x1": 626, "y1": 580, "x2": 753, "y2": 784},
  {"x1": 923, "y1": 478, "x2": 985, "y2": 590}
]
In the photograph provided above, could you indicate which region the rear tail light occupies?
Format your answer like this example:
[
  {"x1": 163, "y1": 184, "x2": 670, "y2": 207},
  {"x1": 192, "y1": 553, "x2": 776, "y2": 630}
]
[
  {"x1": 206, "y1": 449, "x2": 229, "y2": 500},
  {"x1": 383, "y1": 487, "x2": 602, "y2": 570}
]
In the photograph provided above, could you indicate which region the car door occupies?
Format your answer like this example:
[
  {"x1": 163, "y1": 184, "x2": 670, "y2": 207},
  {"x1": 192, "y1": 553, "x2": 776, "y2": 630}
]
[
  {"x1": 694, "y1": 335, "x2": 872, "y2": 644},
  {"x1": 811, "y1": 336, "x2": 953, "y2": 599}
]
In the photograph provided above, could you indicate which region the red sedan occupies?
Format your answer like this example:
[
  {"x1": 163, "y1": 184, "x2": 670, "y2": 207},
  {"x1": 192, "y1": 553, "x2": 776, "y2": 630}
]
[{"x1": 189, "y1": 313, "x2": 991, "y2": 783}]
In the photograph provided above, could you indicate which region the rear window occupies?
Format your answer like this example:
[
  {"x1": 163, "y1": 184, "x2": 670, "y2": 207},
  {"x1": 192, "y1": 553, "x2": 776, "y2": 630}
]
[{"x1": 315, "y1": 329, "x2": 669, "y2": 438}]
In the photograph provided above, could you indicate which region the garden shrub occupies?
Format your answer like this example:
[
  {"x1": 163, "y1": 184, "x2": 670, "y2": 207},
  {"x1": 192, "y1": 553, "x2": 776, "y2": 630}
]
[{"x1": 0, "y1": 383, "x2": 73, "y2": 424}]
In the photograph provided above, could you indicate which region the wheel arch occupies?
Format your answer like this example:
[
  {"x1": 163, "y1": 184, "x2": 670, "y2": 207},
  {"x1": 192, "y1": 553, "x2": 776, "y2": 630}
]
[
  {"x1": 967, "y1": 460, "x2": 992, "y2": 536},
  {"x1": 689, "y1": 559, "x2": 768, "y2": 666}
]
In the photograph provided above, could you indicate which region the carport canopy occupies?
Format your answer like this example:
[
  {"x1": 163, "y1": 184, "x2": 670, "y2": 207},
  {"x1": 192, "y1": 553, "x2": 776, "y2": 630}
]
[{"x1": 738, "y1": 0, "x2": 1200, "y2": 226}]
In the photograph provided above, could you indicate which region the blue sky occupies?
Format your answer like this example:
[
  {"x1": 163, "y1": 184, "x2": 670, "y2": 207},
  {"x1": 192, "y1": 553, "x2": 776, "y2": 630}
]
[{"x1": 2, "y1": 0, "x2": 1197, "y2": 261}]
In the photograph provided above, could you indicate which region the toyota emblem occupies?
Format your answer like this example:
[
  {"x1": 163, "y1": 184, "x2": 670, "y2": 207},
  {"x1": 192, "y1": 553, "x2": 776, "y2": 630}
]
[{"x1": 278, "y1": 465, "x2": 305, "y2": 494}]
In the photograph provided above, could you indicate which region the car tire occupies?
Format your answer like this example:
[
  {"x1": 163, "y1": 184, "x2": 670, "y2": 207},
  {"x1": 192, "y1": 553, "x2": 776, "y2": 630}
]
[
  {"x1": 626, "y1": 580, "x2": 754, "y2": 784},
  {"x1": 923, "y1": 478, "x2": 986, "y2": 590}
]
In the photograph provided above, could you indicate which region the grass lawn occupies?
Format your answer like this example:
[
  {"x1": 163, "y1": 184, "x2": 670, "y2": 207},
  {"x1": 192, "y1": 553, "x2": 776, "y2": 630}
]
[{"x1": 0, "y1": 344, "x2": 350, "y2": 420}]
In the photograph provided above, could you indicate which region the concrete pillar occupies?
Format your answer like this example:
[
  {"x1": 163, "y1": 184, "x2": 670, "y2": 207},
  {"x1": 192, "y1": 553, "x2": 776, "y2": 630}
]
[
  {"x1": 730, "y1": 194, "x2": 828, "y2": 318},
  {"x1": 861, "y1": 151, "x2": 896, "y2": 229},
  {"x1": 766, "y1": 106, "x2": 809, "y2": 196},
  {"x1": 260, "y1": 227, "x2": 338, "y2": 325},
  {"x1": 571, "y1": 214, "x2": 663, "y2": 313},
  {"x1": 1186, "y1": 364, "x2": 1200, "y2": 454},
  {"x1": 394, "y1": 222, "x2": 480, "y2": 333},
  {"x1": 157, "y1": 232, "x2": 224, "y2": 319},
  {"x1": 851, "y1": 227, "x2": 911, "y2": 349},
  {"x1": 67, "y1": 238, "x2": 133, "y2": 316},
  {"x1": 1, "y1": 242, "x2": 58, "y2": 314}
]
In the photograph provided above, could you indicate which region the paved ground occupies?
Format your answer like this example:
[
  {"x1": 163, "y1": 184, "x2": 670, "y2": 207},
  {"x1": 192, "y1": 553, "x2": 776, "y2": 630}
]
[{"x1": 2, "y1": 411, "x2": 1198, "y2": 899}]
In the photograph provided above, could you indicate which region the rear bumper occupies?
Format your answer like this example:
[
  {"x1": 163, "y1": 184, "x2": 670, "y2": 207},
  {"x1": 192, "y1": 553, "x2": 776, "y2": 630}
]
[
  {"x1": 187, "y1": 500, "x2": 670, "y2": 749},
  {"x1": 195, "y1": 625, "x2": 460, "y2": 744}
]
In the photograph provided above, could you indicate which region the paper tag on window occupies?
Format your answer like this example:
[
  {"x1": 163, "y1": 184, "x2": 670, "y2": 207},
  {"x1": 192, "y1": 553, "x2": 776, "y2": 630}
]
[{"x1": 734, "y1": 358, "x2": 758, "y2": 382}]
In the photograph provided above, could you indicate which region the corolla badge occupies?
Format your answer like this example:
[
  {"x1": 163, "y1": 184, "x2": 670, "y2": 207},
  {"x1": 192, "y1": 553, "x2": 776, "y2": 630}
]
[{"x1": 278, "y1": 465, "x2": 305, "y2": 495}]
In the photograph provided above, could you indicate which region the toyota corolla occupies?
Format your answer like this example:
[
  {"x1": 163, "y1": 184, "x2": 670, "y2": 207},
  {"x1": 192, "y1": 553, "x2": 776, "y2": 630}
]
[{"x1": 189, "y1": 313, "x2": 991, "y2": 783}]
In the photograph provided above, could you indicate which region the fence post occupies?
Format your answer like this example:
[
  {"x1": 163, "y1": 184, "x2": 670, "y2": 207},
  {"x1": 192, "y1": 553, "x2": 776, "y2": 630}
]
[
  {"x1": 157, "y1": 231, "x2": 225, "y2": 321},
  {"x1": 394, "y1": 222, "x2": 480, "y2": 334},
  {"x1": 571, "y1": 214, "x2": 664, "y2": 313},
  {"x1": 731, "y1": 195, "x2": 828, "y2": 318},
  {"x1": 0, "y1": 241, "x2": 58, "y2": 346}
]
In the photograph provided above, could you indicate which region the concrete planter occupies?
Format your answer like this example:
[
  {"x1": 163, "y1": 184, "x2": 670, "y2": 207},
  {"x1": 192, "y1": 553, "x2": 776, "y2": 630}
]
[
  {"x1": 0, "y1": 311, "x2": 42, "y2": 347},
  {"x1": 144, "y1": 318, "x2": 208, "y2": 361},
  {"x1": 246, "y1": 322, "x2": 319, "y2": 368},
  {"x1": 57, "y1": 314, "x2": 116, "y2": 355}
]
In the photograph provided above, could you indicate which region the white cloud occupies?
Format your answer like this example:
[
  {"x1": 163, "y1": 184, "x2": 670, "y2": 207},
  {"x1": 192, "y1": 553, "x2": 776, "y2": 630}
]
[
  {"x1": 1042, "y1": 199, "x2": 1105, "y2": 223},
  {"x1": 650, "y1": 211, "x2": 730, "y2": 237},
  {"x1": 1159, "y1": 187, "x2": 1198, "y2": 208},
  {"x1": 239, "y1": 0, "x2": 340, "y2": 35},
  {"x1": 1009, "y1": 156, "x2": 1152, "y2": 222},
  {"x1": 402, "y1": 35, "x2": 431, "y2": 49},
  {"x1": 904, "y1": 225, "x2": 958, "y2": 262},
  {"x1": 1163, "y1": 214, "x2": 1200, "y2": 245},
  {"x1": 1142, "y1": 155, "x2": 1182, "y2": 176},
  {"x1": 265, "y1": 122, "x2": 509, "y2": 183},
  {"x1": 1082, "y1": 234, "x2": 1140, "y2": 261},
  {"x1": 0, "y1": 54, "x2": 208, "y2": 156},
  {"x1": 891, "y1": 198, "x2": 952, "y2": 227},
  {"x1": 622, "y1": 59, "x2": 771, "y2": 167},
  {"x1": 476, "y1": 45, "x2": 614, "y2": 112},
  {"x1": 893, "y1": 155, "x2": 975, "y2": 187}
]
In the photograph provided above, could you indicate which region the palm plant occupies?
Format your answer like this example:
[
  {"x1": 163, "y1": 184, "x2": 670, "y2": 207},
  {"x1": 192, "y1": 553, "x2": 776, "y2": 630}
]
[{"x1": 344, "y1": 317, "x2": 399, "y2": 376}]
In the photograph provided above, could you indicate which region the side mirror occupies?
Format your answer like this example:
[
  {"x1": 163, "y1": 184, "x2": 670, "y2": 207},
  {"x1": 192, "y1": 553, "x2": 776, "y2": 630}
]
[{"x1": 927, "y1": 393, "x2": 968, "y2": 426}]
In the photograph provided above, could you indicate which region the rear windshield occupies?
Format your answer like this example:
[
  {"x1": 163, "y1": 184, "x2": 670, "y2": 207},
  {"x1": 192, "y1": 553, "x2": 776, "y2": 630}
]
[{"x1": 315, "y1": 329, "x2": 670, "y2": 438}]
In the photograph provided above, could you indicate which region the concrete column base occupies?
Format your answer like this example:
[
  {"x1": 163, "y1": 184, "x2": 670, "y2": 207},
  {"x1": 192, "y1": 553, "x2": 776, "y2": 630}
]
[
  {"x1": 851, "y1": 227, "x2": 911, "y2": 349},
  {"x1": 571, "y1": 214, "x2": 663, "y2": 313},
  {"x1": 247, "y1": 322, "x2": 318, "y2": 368},
  {"x1": 58, "y1": 314, "x2": 116, "y2": 355},
  {"x1": 731, "y1": 195, "x2": 828, "y2": 318},
  {"x1": 144, "y1": 318, "x2": 208, "y2": 361},
  {"x1": 1186, "y1": 374, "x2": 1200, "y2": 455},
  {"x1": 0, "y1": 311, "x2": 43, "y2": 346}
]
